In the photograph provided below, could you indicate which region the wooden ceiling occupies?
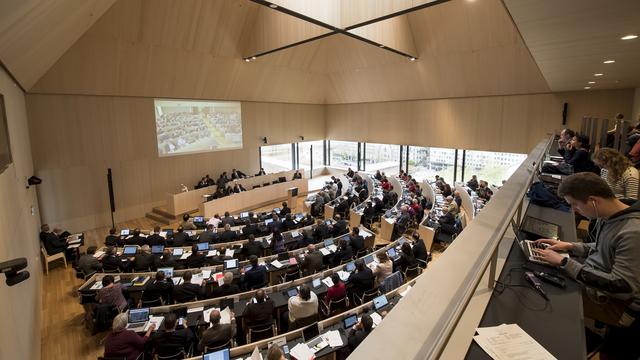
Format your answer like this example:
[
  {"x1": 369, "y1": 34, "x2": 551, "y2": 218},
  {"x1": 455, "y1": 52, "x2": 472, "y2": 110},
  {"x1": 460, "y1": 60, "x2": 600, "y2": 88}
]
[
  {"x1": 2, "y1": 0, "x2": 552, "y2": 104},
  {"x1": 503, "y1": 0, "x2": 640, "y2": 92}
]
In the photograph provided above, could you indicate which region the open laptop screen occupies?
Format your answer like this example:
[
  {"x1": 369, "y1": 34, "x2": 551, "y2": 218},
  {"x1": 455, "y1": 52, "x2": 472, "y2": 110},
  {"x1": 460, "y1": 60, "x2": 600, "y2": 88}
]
[
  {"x1": 223, "y1": 259, "x2": 238, "y2": 270},
  {"x1": 120, "y1": 229, "x2": 130, "y2": 236},
  {"x1": 343, "y1": 314, "x2": 358, "y2": 329},
  {"x1": 151, "y1": 245, "x2": 164, "y2": 254},
  {"x1": 128, "y1": 308, "x2": 149, "y2": 324},
  {"x1": 302, "y1": 323, "x2": 320, "y2": 342},
  {"x1": 157, "y1": 267, "x2": 174, "y2": 278},
  {"x1": 193, "y1": 216, "x2": 204, "y2": 223},
  {"x1": 373, "y1": 294, "x2": 388, "y2": 311},
  {"x1": 172, "y1": 248, "x2": 184, "y2": 256},
  {"x1": 123, "y1": 246, "x2": 137, "y2": 256},
  {"x1": 197, "y1": 242, "x2": 209, "y2": 251},
  {"x1": 202, "y1": 349, "x2": 230, "y2": 360}
]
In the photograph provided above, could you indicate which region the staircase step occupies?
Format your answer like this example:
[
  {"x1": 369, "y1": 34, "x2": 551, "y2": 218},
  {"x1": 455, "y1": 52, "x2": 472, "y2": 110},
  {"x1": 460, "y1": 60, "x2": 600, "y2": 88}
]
[
  {"x1": 145, "y1": 211, "x2": 170, "y2": 225},
  {"x1": 151, "y1": 206, "x2": 176, "y2": 219}
]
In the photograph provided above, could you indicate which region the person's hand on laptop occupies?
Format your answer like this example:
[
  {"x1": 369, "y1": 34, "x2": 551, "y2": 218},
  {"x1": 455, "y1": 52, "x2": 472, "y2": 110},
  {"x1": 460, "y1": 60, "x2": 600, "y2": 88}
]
[
  {"x1": 535, "y1": 239, "x2": 574, "y2": 252},
  {"x1": 533, "y1": 248, "x2": 565, "y2": 266}
]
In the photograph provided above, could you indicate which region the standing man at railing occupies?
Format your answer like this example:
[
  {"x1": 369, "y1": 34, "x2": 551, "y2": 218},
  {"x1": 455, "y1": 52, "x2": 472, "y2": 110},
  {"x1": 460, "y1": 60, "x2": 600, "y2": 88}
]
[{"x1": 534, "y1": 172, "x2": 640, "y2": 359}]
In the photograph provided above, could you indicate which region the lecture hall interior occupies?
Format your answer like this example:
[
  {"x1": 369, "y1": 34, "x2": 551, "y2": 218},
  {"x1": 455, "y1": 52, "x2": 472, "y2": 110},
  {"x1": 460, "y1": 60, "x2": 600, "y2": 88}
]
[{"x1": 1, "y1": 0, "x2": 640, "y2": 359}]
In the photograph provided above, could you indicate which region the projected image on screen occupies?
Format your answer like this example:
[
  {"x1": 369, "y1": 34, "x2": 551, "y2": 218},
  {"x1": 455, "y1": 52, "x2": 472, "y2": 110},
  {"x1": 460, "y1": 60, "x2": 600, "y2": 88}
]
[{"x1": 154, "y1": 99, "x2": 242, "y2": 157}]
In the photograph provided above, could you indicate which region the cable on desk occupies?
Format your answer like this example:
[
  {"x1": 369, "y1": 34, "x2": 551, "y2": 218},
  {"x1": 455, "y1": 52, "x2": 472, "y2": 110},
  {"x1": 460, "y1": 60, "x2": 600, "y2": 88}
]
[{"x1": 494, "y1": 267, "x2": 551, "y2": 312}]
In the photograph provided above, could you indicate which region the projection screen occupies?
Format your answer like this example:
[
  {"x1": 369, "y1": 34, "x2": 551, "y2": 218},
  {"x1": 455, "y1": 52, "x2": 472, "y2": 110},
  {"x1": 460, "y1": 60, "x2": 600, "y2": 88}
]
[{"x1": 154, "y1": 99, "x2": 242, "y2": 157}]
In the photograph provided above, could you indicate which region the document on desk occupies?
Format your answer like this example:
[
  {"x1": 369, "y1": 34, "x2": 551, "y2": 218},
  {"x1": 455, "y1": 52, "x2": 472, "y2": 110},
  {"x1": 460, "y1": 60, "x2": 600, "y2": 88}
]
[
  {"x1": 171, "y1": 277, "x2": 183, "y2": 285},
  {"x1": 201, "y1": 270, "x2": 212, "y2": 279},
  {"x1": 319, "y1": 248, "x2": 331, "y2": 256},
  {"x1": 473, "y1": 324, "x2": 557, "y2": 360},
  {"x1": 68, "y1": 243, "x2": 81, "y2": 249},
  {"x1": 206, "y1": 250, "x2": 219, "y2": 257},
  {"x1": 144, "y1": 316, "x2": 164, "y2": 332},
  {"x1": 187, "y1": 306, "x2": 204, "y2": 314},
  {"x1": 290, "y1": 343, "x2": 314, "y2": 360},
  {"x1": 190, "y1": 274, "x2": 203, "y2": 285},
  {"x1": 370, "y1": 312, "x2": 382, "y2": 327},
  {"x1": 250, "y1": 346, "x2": 263, "y2": 360},
  {"x1": 323, "y1": 330, "x2": 344, "y2": 347},
  {"x1": 180, "y1": 252, "x2": 190, "y2": 260},
  {"x1": 322, "y1": 276, "x2": 334, "y2": 288},
  {"x1": 337, "y1": 270, "x2": 350, "y2": 282},
  {"x1": 270, "y1": 260, "x2": 284, "y2": 269},
  {"x1": 220, "y1": 307, "x2": 232, "y2": 324},
  {"x1": 225, "y1": 248, "x2": 235, "y2": 258},
  {"x1": 202, "y1": 307, "x2": 218, "y2": 323}
]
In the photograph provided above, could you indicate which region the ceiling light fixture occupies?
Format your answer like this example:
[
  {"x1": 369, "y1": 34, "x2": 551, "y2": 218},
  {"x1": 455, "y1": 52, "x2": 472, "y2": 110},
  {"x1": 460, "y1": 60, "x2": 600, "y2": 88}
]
[
  {"x1": 594, "y1": 73, "x2": 603, "y2": 77},
  {"x1": 251, "y1": 56, "x2": 257, "y2": 60},
  {"x1": 588, "y1": 81, "x2": 595, "y2": 84},
  {"x1": 584, "y1": 86, "x2": 591, "y2": 89},
  {"x1": 409, "y1": 57, "x2": 416, "y2": 61},
  {"x1": 244, "y1": 58, "x2": 250, "y2": 62},
  {"x1": 621, "y1": 34, "x2": 638, "y2": 40},
  {"x1": 269, "y1": 3, "x2": 278, "y2": 8},
  {"x1": 603, "y1": 60, "x2": 615, "y2": 64}
]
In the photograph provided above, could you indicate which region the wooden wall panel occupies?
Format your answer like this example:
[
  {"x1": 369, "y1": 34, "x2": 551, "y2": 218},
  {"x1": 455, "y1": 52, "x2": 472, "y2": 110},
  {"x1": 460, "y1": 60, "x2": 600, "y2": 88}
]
[{"x1": 26, "y1": 94, "x2": 325, "y2": 232}]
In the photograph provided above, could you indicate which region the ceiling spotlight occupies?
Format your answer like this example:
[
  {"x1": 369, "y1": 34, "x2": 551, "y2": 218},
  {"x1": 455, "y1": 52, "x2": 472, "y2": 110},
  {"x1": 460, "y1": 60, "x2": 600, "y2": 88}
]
[
  {"x1": 621, "y1": 34, "x2": 638, "y2": 40},
  {"x1": 244, "y1": 58, "x2": 250, "y2": 62},
  {"x1": 251, "y1": 56, "x2": 256, "y2": 60},
  {"x1": 603, "y1": 60, "x2": 615, "y2": 64},
  {"x1": 379, "y1": 45, "x2": 385, "y2": 48},
  {"x1": 269, "y1": 3, "x2": 278, "y2": 8},
  {"x1": 584, "y1": 86, "x2": 591, "y2": 89},
  {"x1": 588, "y1": 81, "x2": 595, "y2": 84},
  {"x1": 409, "y1": 57, "x2": 416, "y2": 61},
  {"x1": 594, "y1": 73, "x2": 603, "y2": 77}
]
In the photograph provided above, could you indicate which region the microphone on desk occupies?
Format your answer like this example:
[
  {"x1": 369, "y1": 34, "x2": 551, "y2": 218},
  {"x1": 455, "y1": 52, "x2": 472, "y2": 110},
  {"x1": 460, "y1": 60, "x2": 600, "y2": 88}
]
[{"x1": 525, "y1": 271, "x2": 549, "y2": 301}]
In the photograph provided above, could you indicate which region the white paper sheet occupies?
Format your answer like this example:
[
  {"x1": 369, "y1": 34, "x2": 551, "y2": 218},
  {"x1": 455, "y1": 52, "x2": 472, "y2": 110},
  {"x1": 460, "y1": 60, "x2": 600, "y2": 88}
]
[
  {"x1": 201, "y1": 270, "x2": 212, "y2": 279},
  {"x1": 187, "y1": 306, "x2": 204, "y2": 314},
  {"x1": 323, "y1": 330, "x2": 344, "y2": 347},
  {"x1": 322, "y1": 276, "x2": 334, "y2": 288},
  {"x1": 370, "y1": 312, "x2": 383, "y2": 327},
  {"x1": 225, "y1": 248, "x2": 235, "y2": 258},
  {"x1": 220, "y1": 307, "x2": 232, "y2": 324},
  {"x1": 290, "y1": 343, "x2": 314, "y2": 360},
  {"x1": 144, "y1": 316, "x2": 164, "y2": 332},
  {"x1": 473, "y1": 324, "x2": 557, "y2": 360},
  {"x1": 271, "y1": 260, "x2": 284, "y2": 269},
  {"x1": 93, "y1": 250, "x2": 105, "y2": 258}
]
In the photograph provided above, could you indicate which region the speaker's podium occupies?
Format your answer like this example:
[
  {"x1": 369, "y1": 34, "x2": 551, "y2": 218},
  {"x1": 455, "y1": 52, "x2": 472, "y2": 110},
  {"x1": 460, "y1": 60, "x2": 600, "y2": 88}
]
[{"x1": 288, "y1": 187, "x2": 299, "y2": 211}]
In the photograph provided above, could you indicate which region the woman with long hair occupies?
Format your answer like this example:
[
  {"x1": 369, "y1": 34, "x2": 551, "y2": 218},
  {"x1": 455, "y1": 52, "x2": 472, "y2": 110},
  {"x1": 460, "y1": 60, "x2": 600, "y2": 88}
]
[{"x1": 593, "y1": 147, "x2": 639, "y2": 200}]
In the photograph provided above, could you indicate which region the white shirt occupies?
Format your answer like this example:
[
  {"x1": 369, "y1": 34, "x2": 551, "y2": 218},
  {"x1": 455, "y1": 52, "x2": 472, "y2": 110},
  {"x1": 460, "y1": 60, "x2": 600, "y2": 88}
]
[
  {"x1": 288, "y1": 291, "x2": 319, "y2": 322},
  {"x1": 207, "y1": 217, "x2": 222, "y2": 228}
]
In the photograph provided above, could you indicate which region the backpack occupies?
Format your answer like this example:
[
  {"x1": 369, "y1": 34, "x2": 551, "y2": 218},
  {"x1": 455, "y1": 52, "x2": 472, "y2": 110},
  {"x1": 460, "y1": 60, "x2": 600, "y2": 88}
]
[{"x1": 527, "y1": 182, "x2": 570, "y2": 212}]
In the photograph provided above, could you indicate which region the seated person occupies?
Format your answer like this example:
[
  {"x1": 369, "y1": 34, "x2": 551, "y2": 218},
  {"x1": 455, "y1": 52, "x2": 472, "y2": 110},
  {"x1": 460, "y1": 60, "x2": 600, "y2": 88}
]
[
  {"x1": 185, "y1": 244, "x2": 207, "y2": 269},
  {"x1": 373, "y1": 252, "x2": 393, "y2": 287},
  {"x1": 302, "y1": 213, "x2": 316, "y2": 227},
  {"x1": 292, "y1": 170, "x2": 303, "y2": 180},
  {"x1": 298, "y1": 244, "x2": 324, "y2": 276},
  {"x1": 344, "y1": 314, "x2": 374, "y2": 356},
  {"x1": 363, "y1": 202, "x2": 376, "y2": 225},
  {"x1": 142, "y1": 271, "x2": 174, "y2": 305},
  {"x1": 207, "y1": 214, "x2": 222, "y2": 228},
  {"x1": 241, "y1": 234, "x2": 263, "y2": 260},
  {"x1": 126, "y1": 228, "x2": 146, "y2": 246},
  {"x1": 104, "y1": 228, "x2": 121, "y2": 247},
  {"x1": 267, "y1": 345, "x2": 287, "y2": 360},
  {"x1": 348, "y1": 260, "x2": 375, "y2": 298},
  {"x1": 242, "y1": 217, "x2": 260, "y2": 238},
  {"x1": 173, "y1": 271, "x2": 204, "y2": 303},
  {"x1": 325, "y1": 273, "x2": 346, "y2": 305},
  {"x1": 77, "y1": 246, "x2": 102, "y2": 275},
  {"x1": 102, "y1": 246, "x2": 128, "y2": 272},
  {"x1": 199, "y1": 309, "x2": 236, "y2": 351},
  {"x1": 476, "y1": 181, "x2": 493, "y2": 202},
  {"x1": 313, "y1": 219, "x2": 331, "y2": 241},
  {"x1": 438, "y1": 207, "x2": 457, "y2": 235},
  {"x1": 270, "y1": 230, "x2": 285, "y2": 254},
  {"x1": 349, "y1": 227, "x2": 365, "y2": 254},
  {"x1": 103, "y1": 313, "x2": 155, "y2": 360},
  {"x1": 171, "y1": 226, "x2": 190, "y2": 247},
  {"x1": 466, "y1": 175, "x2": 479, "y2": 191},
  {"x1": 150, "y1": 313, "x2": 194, "y2": 357},
  {"x1": 222, "y1": 212, "x2": 235, "y2": 227},
  {"x1": 231, "y1": 168, "x2": 246, "y2": 179},
  {"x1": 282, "y1": 213, "x2": 297, "y2": 232},
  {"x1": 156, "y1": 249, "x2": 178, "y2": 269},
  {"x1": 180, "y1": 214, "x2": 197, "y2": 231},
  {"x1": 232, "y1": 182, "x2": 246, "y2": 193},
  {"x1": 332, "y1": 214, "x2": 349, "y2": 237},
  {"x1": 40, "y1": 224, "x2": 68, "y2": 255},
  {"x1": 147, "y1": 226, "x2": 165, "y2": 246},
  {"x1": 96, "y1": 275, "x2": 128, "y2": 312},
  {"x1": 280, "y1": 202, "x2": 291, "y2": 216},
  {"x1": 219, "y1": 224, "x2": 238, "y2": 243},
  {"x1": 397, "y1": 242, "x2": 418, "y2": 273},
  {"x1": 211, "y1": 272, "x2": 241, "y2": 298},
  {"x1": 287, "y1": 285, "x2": 318, "y2": 327},
  {"x1": 133, "y1": 245, "x2": 156, "y2": 271},
  {"x1": 332, "y1": 239, "x2": 353, "y2": 266},
  {"x1": 411, "y1": 232, "x2": 429, "y2": 265},
  {"x1": 198, "y1": 224, "x2": 217, "y2": 244},
  {"x1": 241, "y1": 255, "x2": 267, "y2": 290},
  {"x1": 242, "y1": 289, "x2": 275, "y2": 328}
]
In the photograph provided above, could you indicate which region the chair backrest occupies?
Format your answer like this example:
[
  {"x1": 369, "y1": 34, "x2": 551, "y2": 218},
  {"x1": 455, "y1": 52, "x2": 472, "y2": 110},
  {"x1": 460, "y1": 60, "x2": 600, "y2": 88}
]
[
  {"x1": 292, "y1": 313, "x2": 319, "y2": 330},
  {"x1": 40, "y1": 245, "x2": 48, "y2": 258},
  {"x1": 139, "y1": 295, "x2": 163, "y2": 307},
  {"x1": 102, "y1": 268, "x2": 121, "y2": 273},
  {"x1": 247, "y1": 323, "x2": 276, "y2": 343},
  {"x1": 404, "y1": 264, "x2": 421, "y2": 279},
  {"x1": 360, "y1": 287, "x2": 380, "y2": 304},
  {"x1": 156, "y1": 347, "x2": 186, "y2": 360},
  {"x1": 379, "y1": 271, "x2": 403, "y2": 293},
  {"x1": 204, "y1": 339, "x2": 232, "y2": 353},
  {"x1": 328, "y1": 295, "x2": 349, "y2": 315}
]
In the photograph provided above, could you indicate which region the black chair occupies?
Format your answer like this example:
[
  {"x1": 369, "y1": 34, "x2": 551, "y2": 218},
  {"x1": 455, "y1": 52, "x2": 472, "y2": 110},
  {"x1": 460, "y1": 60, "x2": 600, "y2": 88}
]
[
  {"x1": 139, "y1": 295, "x2": 163, "y2": 308},
  {"x1": 291, "y1": 313, "x2": 319, "y2": 330},
  {"x1": 75, "y1": 268, "x2": 96, "y2": 281},
  {"x1": 320, "y1": 295, "x2": 349, "y2": 318},
  {"x1": 354, "y1": 288, "x2": 379, "y2": 306},
  {"x1": 355, "y1": 249, "x2": 369, "y2": 259},
  {"x1": 280, "y1": 267, "x2": 301, "y2": 283},
  {"x1": 155, "y1": 346, "x2": 187, "y2": 360},
  {"x1": 102, "y1": 268, "x2": 121, "y2": 274},
  {"x1": 204, "y1": 339, "x2": 233, "y2": 353},
  {"x1": 403, "y1": 264, "x2": 422, "y2": 280},
  {"x1": 416, "y1": 258, "x2": 428, "y2": 269},
  {"x1": 246, "y1": 323, "x2": 277, "y2": 343}
]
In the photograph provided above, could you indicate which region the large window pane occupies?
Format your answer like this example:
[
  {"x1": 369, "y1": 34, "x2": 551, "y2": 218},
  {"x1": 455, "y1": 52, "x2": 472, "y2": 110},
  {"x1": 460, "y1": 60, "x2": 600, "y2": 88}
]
[
  {"x1": 299, "y1": 140, "x2": 324, "y2": 173},
  {"x1": 261, "y1": 144, "x2": 293, "y2": 173},
  {"x1": 365, "y1": 142, "x2": 400, "y2": 174},
  {"x1": 329, "y1": 140, "x2": 358, "y2": 169},
  {"x1": 408, "y1": 146, "x2": 457, "y2": 183},
  {"x1": 464, "y1": 150, "x2": 527, "y2": 186}
]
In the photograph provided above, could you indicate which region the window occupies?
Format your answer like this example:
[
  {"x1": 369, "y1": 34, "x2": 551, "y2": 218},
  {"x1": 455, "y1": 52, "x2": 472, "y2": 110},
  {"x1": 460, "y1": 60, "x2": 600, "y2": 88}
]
[
  {"x1": 365, "y1": 142, "x2": 400, "y2": 174},
  {"x1": 298, "y1": 140, "x2": 324, "y2": 173},
  {"x1": 329, "y1": 140, "x2": 358, "y2": 169},
  {"x1": 408, "y1": 146, "x2": 457, "y2": 183},
  {"x1": 260, "y1": 144, "x2": 293, "y2": 173},
  {"x1": 463, "y1": 150, "x2": 527, "y2": 186}
]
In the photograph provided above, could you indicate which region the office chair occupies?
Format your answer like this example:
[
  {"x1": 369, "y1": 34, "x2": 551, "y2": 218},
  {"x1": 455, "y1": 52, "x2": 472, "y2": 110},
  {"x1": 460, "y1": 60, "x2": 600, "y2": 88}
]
[
  {"x1": 139, "y1": 295, "x2": 163, "y2": 308},
  {"x1": 203, "y1": 339, "x2": 233, "y2": 353},
  {"x1": 403, "y1": 264, "x2": 422, "y2": 280},
  {"x1": 280, "y1": 267, "x2": 301, "y2": 283},
  {"x1": 291, "y1": 313, "x2": 319, "y2": 331},
  {"x1": 354, "y1": 288, "x2": 379, "y2": 306},
  {"x1": 155, "y1": 346, "x2": 187, "y2": 360},
  {"x1": 320, "y1": 295, "x2": 350, "y2": 318},
  {"x1": 246, "y1": 323, "x2": 277, "y2": 343}
]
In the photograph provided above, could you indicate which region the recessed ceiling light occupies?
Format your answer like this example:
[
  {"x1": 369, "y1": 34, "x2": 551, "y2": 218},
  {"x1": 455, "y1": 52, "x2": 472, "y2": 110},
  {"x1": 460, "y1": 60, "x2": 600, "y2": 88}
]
[
  {"x1": 594, "y1": 73, "x2": 603, "y2": 77},
  {"x1": 269, "y1": 3, "x2": 278, "y2": 8},
  {"x1": 603, "y1": 60, "x2": 615, "y2": 64},
  {"x1": 588, "y1": 81, "x2": 595, "y2": 84},
  {"x1": 621, "y1": 34, "x2": 638, "y2": 40},
  {"x1": 379, "y1": 45, "x2": 385, "y2": 48},
  {"x1": 244, "y1": 58, "x2": 250, "y2": 62},
  {"x1": 409, "y1": 57, "x2": 416, "y2": 61},
  {"x1": 251, "y1": 56, "x2": 256, "y2": 60},
  {"x1": 584, "y1": 86, "x2": 591, "y2": 89}
]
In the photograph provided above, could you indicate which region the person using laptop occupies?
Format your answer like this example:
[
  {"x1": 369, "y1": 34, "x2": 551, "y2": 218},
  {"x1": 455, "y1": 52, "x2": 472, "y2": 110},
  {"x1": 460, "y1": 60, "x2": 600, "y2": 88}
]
[
  {"x1": 282, "y1": 213, "x2": 297, "y2": 232},
  {"x1": 147, "y1": 226, "x2": 165, "y2": 247},
  {"x1": 342, "y1": 314, "x2": 373, "y2": 357},
  {"x1": 280, "y1": 201, "x2": 291, "y2": 216},
  {"x1": 411, "y1": 232, "x2": 430, "y2": 266},
  {"x1": 126, "y1": 228, "x2": 146, "y2": 246},
  {"x1": 198, "y1": 309, "x2": 237, "y2": 352},
  {"x1": 286, "y1": 285, "x2": 318, "y2": 331},
  {"x1": 241, "y1": 234, "x2": 262, "y2": 260},
  {"x1": 220, "y1": 224, "x2": 239, "y2": 243},
  {"x1": 180, "y1": 214, "x2": 197, "y2": 231},
  {"x1": 156, "y1": 249, "x2": 177, "y2": 269},
  {"x1": 102, "y1": 246, "x2": 128, "y2": 272},
  {"x1": 348, "y1": 260, "x2": 375, "y2": 299},
  {"x1": 172, "y1": 271, "x2": 205, "y2": 303},
  {"x1": 373, "y1": 252, "x2": 393, "y2": 288},
  {"x1": 199, "y1": 224, "x2": 217, "y2": 244},
  {"x1": 325, "y1": 273, "x2": 346, "y2": 306},
  {"x1": 77, "y1": 246, "x2": 102, "y2": 275},
  {"x1": 133, "y1": 245, "x2": 156, "y2": 272},
  {"x1": 150, "y1": 313, "x2": 194, "y2": 357},
  {"x1": 349, "y1": 227, "x2": 365, "y2": 254},
  {"x1": 332, "y1": 239, "x2": 353, "y2": 267},
  {"x1": 104, "y1": 227, "x2": 122, "y2": 247},
  {"x1": 171, "y1": 226, "x2": 190, "y2": 247},
  {"x1": 298, "y1": 244, "x2": 324, "y2": 276},
  {"x1": 241, "y1": 255, "x2": 268, "y2": 290},
  {"x1": 397, "y1": 242, "x2": 418, "y2": 273},
  {"x1": 533, "y1": 173, "x2": 640, "y2": 359},
  {"x1": 332, "y1": 214, "x2": 349, "y2": 237},
  {"x1": 96, "y1": 275, "x2": 129, "y2": 312},
  {"x1": 104, "y1": 313, "x2": 155, "y2": 360},
  {"x1": 212, "y1": 272, "x2": 241, "y2": 298},
  {"x1": 242, "y1": 289, "x2": 275, "y2": 329},
  {"x1": 142, "y1": 271, "x2": 174, "y2": 305},
  {"x1": 207, "y1": 213, "x2": 223, "y2": 228},
  {"x1": 185, "y1": 244, "x2": 207, "y2": 269}
]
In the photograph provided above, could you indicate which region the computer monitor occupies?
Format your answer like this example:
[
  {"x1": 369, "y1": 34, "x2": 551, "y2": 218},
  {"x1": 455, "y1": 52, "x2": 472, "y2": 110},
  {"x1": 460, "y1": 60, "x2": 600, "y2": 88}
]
[
  {"x1": 157, "y1": 267, "x2": 174, "y2": 278},
  {"x1": 197, "y1": 242, "x2": 209, "y2": 251},
  {"x1": 120, "y1": 229, "x2": 130, "y2": 236},
  {"x1": 223, "y1": 259, "x2": 238, "y2": 270},
  {"x1": 193, "y1": 216, "x2": 204, "y2": 223},
  {"x1": 273, "y1": 207, "x2": 281, "y2": 214},
  {"x1": 345, "y1": 262, "x2": 356, "y2": 272},
  {"x1": 202, "y1": 348, "x2": 230, "y2": 360},
  {"x1": 398, "y1": 237, "x2": 406, "y2": 246},
  {"x1": 287, "y1": 288, "x2": 298, "y2": 298},
  {"x1": 343, "y1": 314, "x2": 358, "y2": 329},
  {"x1": 302, "y1": 323, "x2": 320, "y2": 342},
  {"x1": 373, "y1": 294, "x2": 389, "y2": 311},
  {"x1": 128, "y1": 308, "x2": 149, "y2": 324},
  {"x1": 240, "y1": 212, "x2": 249, "y2": 219},
  {"x1": 312, "y1": 278, "x2": 321, "y2": 288},
  {"x1": 278, "y1": 176, "x2": 286, "y2": 183},
  {"x1": 172, "y1": 248, "x2": 184, "y2": 257},
  {"x1": 264, "y1": 219, "x2": 273, "y2": 226},
  {"x1": 364, "y1": 254, "x2": 374, "y2": 265},
  {"x1": 151, "y1": 245, "x2": 164, "y2": 255},
  {"x1": 387, "y1": 248, "x2": 397, "y2": 258},
  {"x1": 123, "y1": 245, "x2": 137, "y2": 256},
  {"x1": 163, "y1": 229, "x2": 174, "y2": 236},
  {"x1": 324, "y1": 239, "x2": 333, "y2": 247},
  {"x1": 324, "y1": 219, "x2": 332, "y2": 226}
]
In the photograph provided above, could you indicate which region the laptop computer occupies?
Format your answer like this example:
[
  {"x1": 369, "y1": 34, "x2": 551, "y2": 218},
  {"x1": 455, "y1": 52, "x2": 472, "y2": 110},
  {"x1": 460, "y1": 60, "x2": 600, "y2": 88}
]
[
  {"x1": 264, "y1": 218, "x2": 274, "y2": 226},
  {"x1": 364, "y1": 254, "x2": 375, "y2": 265},
  {"x1": 202, "y1": 348, "x2": 230, "y2": 360},
  {"x1": 521, "y1": 216, "x2": 560, "y2": 239},
  {"x1": 172, "y1": 248, "x2": 184, "y2": 257},
  {"x1": 345, "y1": 262, "x2": 356, "y2": 272},
  {"x1": 386, "y1": 247, "x2": 399, "y2": 261},
  {"x1": 197, "y1": 242, "x2": 209, "y2": 251},
  {"x1": 151, "y1": 245, "x2": 164, "y2": 255},
  {"x1": 240, "y1": 212, "x2": 249, "y2": 219},
  {"x1": 303, "y1": 323, "x2": 328, "y2": 353},
  {"x1": 511, "y1": 220, "x2": 568, "y2": 265},
  {"x1": 193, "y1": 216, "x2": 205, "y2": 223},
  {"x1": 120, "y1": 229, "x2": 130, "y2": 236},
  {"x1": 373, "y1": 294, "x2": 389, "y2": 311},
  {"x1": 123, "y1": 245, "x2": 137, "y2": 256},
  {"x1": 324, "y1": 239, "x2": 334, "y2": 247},
  {"x1": 286, "y1": 287, "x2": 298, "y2": 298},
  {"x1": 343, "y1": 314, "x2": 358, "y2": 329},
  {"x1": 312, "y1": 278, "x2": 322, "y2": 288},
  {"x1": 126, "y1": 308, "x2": 150, "y2": 331},
  {"x1": 273, "y1": 207, "x2": 281, "y2": 214},
  {"x1": 157, "y1": 267, "x2": 174, "y2": 278},
  {"x1": 223, "y1": 259, "x2": 238, "y2": 270}
]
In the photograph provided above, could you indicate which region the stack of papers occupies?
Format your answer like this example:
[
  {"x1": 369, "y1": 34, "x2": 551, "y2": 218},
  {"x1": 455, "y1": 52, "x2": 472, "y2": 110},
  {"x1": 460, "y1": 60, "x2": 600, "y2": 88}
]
[
  {"x1": 326, "y1": 244, "x2": 337, "y2": 252},
  {"x1": 90, "y1": 282, "x2": 103, "y2": 290},
  {"x1": 473, "y1": 324, "x2": 557, "y2": 360},
  {"x1": 201, "y1": 270, "x2": 212, "y2": 279},
  {"x1": 290, "y1": 343, "x2": 314, "y2": 360},
  {"x1": 68, "y1": 243, "x2": 81, "y2": 249},
  {"x1": 190, "y1": 274, "x2": 203, "y2": 285},
  {"x1": 323, "y1": 330, "x2": 344, "y2": 347},
  {"x1": 144, "y1": 315, "x2": 164, "y2": 332},
  {"x1": 271, "y1": 260, "x2": 284, "y2": 269},
  {"x1": 187, "y1": 306, "x2": 204, "y2": 314},
  {"x1": 319, "y1": 248, "x2": 331, "y2": 256},
  {"x1": 225, "y1": 248, "x2": 235, "y2": 257},
  {"x1": 180, "y1": 252, "x2": 190, "y2": 260},
  {"x1": 337, "y1": 271, "x2": 350, "y2": 282},
  {"x1": 370, "y1": 312, "x2": 383, "y2": 327},
  {"x1": 322, "y1": 276, "x2": 334, "y2": 288},
  {"x1": 206, "y1": 250, "x2": 219, "y2": 257}
]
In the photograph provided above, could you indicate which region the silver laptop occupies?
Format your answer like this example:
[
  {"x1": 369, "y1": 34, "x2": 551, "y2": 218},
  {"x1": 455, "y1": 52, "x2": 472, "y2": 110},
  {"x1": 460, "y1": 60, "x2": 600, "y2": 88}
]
[
  {"x1": 511, "y1": 220, "x2": 568, "y2": 265},
  {"x1": 126, "y1": 308, "x2": 150, "y2": 331}
]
